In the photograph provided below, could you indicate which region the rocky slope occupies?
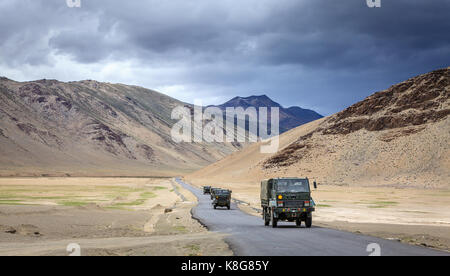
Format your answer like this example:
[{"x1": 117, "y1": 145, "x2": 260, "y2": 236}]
[
  {"x1": 187, "y1": 68, "x2": 450, "y2": 189},
  {"x1": 0, "y1": 78, "x2": 242, "y2": 176}
]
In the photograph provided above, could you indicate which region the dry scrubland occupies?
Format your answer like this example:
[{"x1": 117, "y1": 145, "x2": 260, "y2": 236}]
[{"x1": 0, "y1": 177, "x2": 231, "y2": 256}]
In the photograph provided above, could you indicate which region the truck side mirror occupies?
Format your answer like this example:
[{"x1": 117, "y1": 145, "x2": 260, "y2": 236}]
[{"x1": 313, "y1": 181, "x2": 317, "y2": 189}]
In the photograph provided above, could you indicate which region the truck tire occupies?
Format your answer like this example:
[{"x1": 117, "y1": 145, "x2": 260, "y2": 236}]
[
  {"x1": 214, "y1": 205, "x2": 217, "y2": 209},
  {"x1": 296, "y1": 218, "x2": 301, "y2": 227},
  {"x1": 305, "y1": 216, "x2": 312, "y2": 228},
  {"x1": 264, "y1": 209, "x2": 270, "y2": 226},
  {"x1": 271, "y1": 210, "x2": 278, "y2": 228},
  {"x1": 227, "y1": 205, "x2": 230, "y2": 210}
]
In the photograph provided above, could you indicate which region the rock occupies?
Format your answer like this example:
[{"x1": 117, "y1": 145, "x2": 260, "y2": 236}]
[{"x1": 0, "y1": 225, "x2": 17, "y2": 234}]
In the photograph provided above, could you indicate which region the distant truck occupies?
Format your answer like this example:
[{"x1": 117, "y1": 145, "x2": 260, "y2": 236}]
[
  {"x1": 261, "y1": 178, "x2": 316, "y2": 228},
  {"x1": 213, "y1": 189, "x2": 232, "y2": 210},
  {"x1": 203, "y1": 186, "x2": 211, "y2": 194}
]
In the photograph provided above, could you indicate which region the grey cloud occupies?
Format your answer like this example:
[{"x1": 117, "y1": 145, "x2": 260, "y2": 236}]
[{"x1": 0, "y1": 0, "x2": 449, "y2": 115}]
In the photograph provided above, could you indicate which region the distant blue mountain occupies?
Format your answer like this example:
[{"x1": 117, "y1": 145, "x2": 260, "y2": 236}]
[{"x1": 211, "y1": 95, "x2": 323, "y2": 133}]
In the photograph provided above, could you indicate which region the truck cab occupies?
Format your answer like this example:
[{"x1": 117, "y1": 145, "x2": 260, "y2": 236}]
[
  {"x1": 213, "y1": 189, "x2": 232, "y2": 210},
  {"x1": 261, "y1": 178, "x2": 315, "y2": 228}
]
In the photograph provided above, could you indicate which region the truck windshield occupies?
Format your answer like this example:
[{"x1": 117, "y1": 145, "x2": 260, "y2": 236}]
[
  {"x1": 276, "y1": 179, "x2": 310, "y2": 193},
  {"x1": 216, "y1": 190, "x2": 230, "y2": 195}
]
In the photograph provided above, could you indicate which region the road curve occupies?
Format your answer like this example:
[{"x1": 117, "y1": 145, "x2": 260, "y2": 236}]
[{"x1": 176, "y1": 178, "x2": 448, "y2": 256}]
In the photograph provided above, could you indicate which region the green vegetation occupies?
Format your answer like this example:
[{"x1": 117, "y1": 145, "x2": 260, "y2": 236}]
[
  {"x1": 151, "y1": 186, "x2": 167, "y2": 190},
  {"x1": 173, "y1": 225, "x2": 188, "y2": 233},
  {"x1": 60, "y1": 201, "x2": 90, "y2": 207},
  {"x1": 140, "y1": 192, "x2": 157, "y2": 199},
  {"x1": 0, "y1": 199, "x2": 27, "y2": 205},
  {"x1": 111, "y1": 199, "x2": 146, "y2": 207},
  {"x1": 0, "y1": 184, "x2": 162, "y2": 209},
  {"x1": 317, "y1": 204, "x2": 332, "y2": 208},
  {"x1": 367, "y1": 201, "x2": 399, "y2": 208},
  {"x1": 184, "y1": 243, "x2": 200, "y2": 253}
]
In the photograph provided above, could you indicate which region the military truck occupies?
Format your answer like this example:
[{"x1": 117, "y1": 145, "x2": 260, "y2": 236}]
[
  {"x1": 203, "y1": 186, "x2": 211, "y2": 195},
  {"x1": 213, "y1": 189, "x2": 232, "y2": 210},
  {"x1": 261, "y1": 178, "x2": 316, "y2": 228}
]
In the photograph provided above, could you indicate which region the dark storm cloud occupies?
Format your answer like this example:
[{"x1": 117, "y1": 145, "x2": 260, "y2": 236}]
[{"x1": 0, "y1": 0, "x2": 449, "y2": 115}]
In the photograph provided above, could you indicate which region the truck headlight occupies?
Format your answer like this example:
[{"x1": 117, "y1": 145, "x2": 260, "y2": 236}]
[{"x1": 278, "y1": 195, "x2": 283, "y2": 200}]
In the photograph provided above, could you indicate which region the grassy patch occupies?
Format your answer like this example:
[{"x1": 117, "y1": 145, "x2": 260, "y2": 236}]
[
  {"x1": 184, "y1": 243, "x2": 201, "y2": 256},
  {"x1": 0, "y1": 184, "x2": 159, "y2": 208},
  {"x1": 317, "y1": 204, "x2": 332, "y2": 208},
  {"x1": 151, "y1": 186, "x2": 167, "y2": 190},
  {"x1": 111, "y1": 199, "x2": 146, "y2": 207},
  {"x1": 0, "y1": 200, "x2": 27, "y2": 205},
  {"x1": 367, "y1": 201, "x2": 398, "y2": 208},
  {"x1": 59, "y1": 201, "x2": 90, "y2": 207},
  {"x1": 173, "y1": 225, "x2": 188, "y2": 233},
  {"x1": 140, "y1": 192, "x2": 157, "y2": 199}
]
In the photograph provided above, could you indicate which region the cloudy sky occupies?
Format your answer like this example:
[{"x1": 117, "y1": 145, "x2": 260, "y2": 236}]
[{"x1": 0, "y1": 0, "x2": 449, "y2": 115}]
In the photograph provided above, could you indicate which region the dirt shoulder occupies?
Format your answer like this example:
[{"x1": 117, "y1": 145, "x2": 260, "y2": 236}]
[{"x1": 0, "y1": 177, "x2": 232, "y2": 256}]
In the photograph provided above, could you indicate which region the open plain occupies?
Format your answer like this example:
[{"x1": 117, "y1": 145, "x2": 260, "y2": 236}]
[{"x1": 0, "y1": 177, "x2": 231, "y2": 256}]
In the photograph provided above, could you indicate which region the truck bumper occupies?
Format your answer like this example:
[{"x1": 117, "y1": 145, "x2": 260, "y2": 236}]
[
  {"x1": 213, "y1": 200, "x2": 229, "y2": 207},
  {"x1": 273, "y1": 207, "x2": 314, "y2": 219}
]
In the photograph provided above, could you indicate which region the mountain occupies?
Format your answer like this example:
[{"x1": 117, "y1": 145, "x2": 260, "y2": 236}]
[
  {"x1": 212, "y1": 95, "x2": 323, "y2": 133},
  {"x1": 187, "y1": 68, "x2": 450, "y2": 189},
  {"x1": 0, "y1": 78, "x2": 243, "y2": 177}
]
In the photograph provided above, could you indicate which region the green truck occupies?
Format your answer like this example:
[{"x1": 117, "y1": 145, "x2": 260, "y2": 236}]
[
  {"x1": 261, "y1": 178, "x2": 316, "y2": 228},
  {"x1": 203, "y1": 186, "x2": 211, "y2": 195},
  {"x1": 213, "y1": 189, "x2": 232, "y2": 210}
]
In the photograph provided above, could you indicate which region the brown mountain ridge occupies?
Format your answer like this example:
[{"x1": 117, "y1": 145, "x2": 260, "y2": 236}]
[{"x1": 0, "y1": 78, "x2": 242, "y2": 177}]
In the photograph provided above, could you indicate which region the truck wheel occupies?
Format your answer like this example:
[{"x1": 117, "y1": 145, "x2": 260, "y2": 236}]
[
  {"x1": 272, "y1": 218, "x2": 278, "y2": 228},
  {"x1": 305, "y1": 216, "x2": 312, "y2": 228},
  {"x1": 227, "y1": 205, "x2": 230, "y2": 210},
  {"x1": 296, "y1": 218, "x2": 301, "y2": 227},
  {"x1": 214, "y1": 205, "x2": 217, "y2": 209},
  {"x1": 264, "y1": 209, "x2": 270, "y2": 226},
  {"x1": 271, "y1": 211, "x2": 278, "y2": 228}
]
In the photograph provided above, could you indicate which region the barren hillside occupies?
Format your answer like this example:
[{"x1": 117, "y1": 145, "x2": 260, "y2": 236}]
[
  {"x1": 187, "y1": 68, "x2": 450, "y2": 189},
  {"x1": 0, "y1": 78, "x2": 242, "y2": 176}
]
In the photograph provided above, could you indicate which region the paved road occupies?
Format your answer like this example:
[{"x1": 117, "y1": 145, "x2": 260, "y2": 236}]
[{"x1": 176, "y1": 178, "x2": 448, "y2": 256}]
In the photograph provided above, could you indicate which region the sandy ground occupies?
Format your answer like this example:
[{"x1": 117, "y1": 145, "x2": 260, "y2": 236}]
[
  {"x1": 0, "y1": 177, "x2": 232, "y2": 256},
  {"x1": 187, "y1": 178, "x2": 450, "y2": 252}
]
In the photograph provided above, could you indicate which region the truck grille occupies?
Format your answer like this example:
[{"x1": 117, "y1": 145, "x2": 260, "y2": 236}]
[{"x1": 284, "y1": 200, "x2": 303, "y2": 208}]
